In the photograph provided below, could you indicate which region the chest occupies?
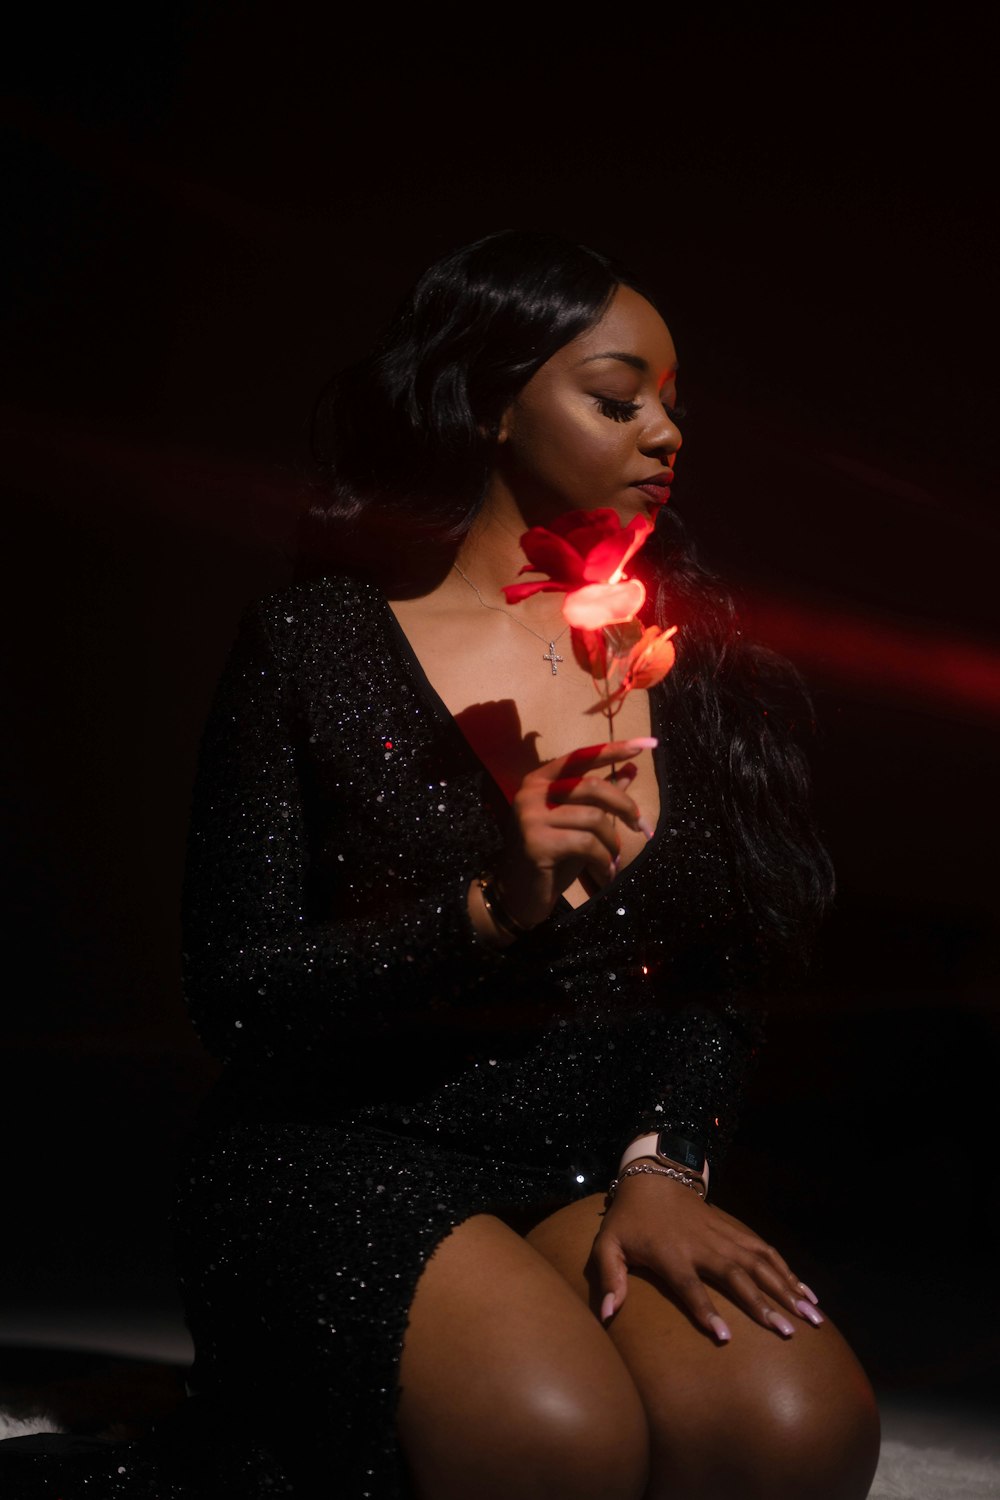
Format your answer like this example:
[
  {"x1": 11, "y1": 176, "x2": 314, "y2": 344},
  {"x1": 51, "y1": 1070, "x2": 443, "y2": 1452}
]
[{"x1": 385, "y1": 599, "x2": 663, "y2": 907}]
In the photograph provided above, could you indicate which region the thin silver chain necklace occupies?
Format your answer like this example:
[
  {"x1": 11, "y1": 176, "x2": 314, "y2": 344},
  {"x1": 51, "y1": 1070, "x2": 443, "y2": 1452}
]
[{"x1": 451, "y1": 562, "x2": 571, "y2": 676}]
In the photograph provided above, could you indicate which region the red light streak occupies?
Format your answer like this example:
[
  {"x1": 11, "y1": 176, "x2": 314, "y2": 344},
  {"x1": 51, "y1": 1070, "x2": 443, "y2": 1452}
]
[{"x1": 744, "y1": 592, "x2": 1000, "y2": 726}]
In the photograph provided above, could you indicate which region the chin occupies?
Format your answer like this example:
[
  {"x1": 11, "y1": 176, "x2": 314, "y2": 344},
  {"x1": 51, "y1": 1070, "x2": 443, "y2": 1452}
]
[{"x1": 612, "y1": 490, "x2": 656, "y2": 521}]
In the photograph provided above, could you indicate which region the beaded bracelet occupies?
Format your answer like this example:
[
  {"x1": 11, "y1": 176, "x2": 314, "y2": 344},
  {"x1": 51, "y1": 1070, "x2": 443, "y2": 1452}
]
[
  {"x1": 606, "y1": 1162, "x2": 707, "y2": 1202},
  {"x1": 477, "y1": 871, "x2": 531, "y2": 939}
]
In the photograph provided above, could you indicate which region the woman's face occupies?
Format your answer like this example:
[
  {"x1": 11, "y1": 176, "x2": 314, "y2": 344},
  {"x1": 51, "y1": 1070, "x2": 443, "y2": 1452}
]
[{"x1": 493, "y1": 285, "x2": 682, "y2": 523}]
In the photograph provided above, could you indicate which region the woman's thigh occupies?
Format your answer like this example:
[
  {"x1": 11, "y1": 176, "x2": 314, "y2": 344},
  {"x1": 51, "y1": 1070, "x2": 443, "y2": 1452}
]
[
  {"x1": 527, "y1": 1194, "x2": 881, "y2": 1500},
  {"x1": 396, "y1": 1211, "x2": 650, "y2": 1500}
]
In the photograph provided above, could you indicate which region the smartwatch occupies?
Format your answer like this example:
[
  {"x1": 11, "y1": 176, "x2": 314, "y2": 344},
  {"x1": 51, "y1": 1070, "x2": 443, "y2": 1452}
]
[{"x1": 618, "y1": 1130, "x2": 709, "y2": 1193}]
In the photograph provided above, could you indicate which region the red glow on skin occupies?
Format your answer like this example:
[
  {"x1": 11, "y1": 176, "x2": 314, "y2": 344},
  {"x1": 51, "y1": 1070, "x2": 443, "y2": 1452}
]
[
  {"x1": 744, "y1": 594, "x2": 1000, "y2": 725},
  {"x1": 660, "y1": 366, "x2": 678, "y2": 395}
]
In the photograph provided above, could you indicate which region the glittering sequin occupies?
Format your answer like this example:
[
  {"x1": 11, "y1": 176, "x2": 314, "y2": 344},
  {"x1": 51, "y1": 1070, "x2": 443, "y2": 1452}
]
[{"x1": 5, "y1": 572, "x2": 768, "y2": 1497}]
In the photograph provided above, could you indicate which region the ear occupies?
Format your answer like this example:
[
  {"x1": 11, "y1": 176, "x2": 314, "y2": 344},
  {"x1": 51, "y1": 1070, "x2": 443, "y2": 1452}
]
[
  {"x1": 495, "y1": 403, "x2": 515, "y2": 444},
  {"x1": 478, "y1": 407, "x2": 513, "y2": 444}
]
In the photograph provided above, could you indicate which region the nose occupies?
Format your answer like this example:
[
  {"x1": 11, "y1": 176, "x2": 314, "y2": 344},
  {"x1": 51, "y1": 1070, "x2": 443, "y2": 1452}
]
[{"x1": 640, "y1": 405, "x2": 682, "y2": 461}]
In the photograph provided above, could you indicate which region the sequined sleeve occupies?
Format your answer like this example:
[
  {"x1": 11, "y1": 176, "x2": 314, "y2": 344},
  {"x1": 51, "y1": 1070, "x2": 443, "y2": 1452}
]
[
  {"x1": 181, "y1": 602, "x2": 507, "y2": 1069},
  {"x1": 622, "y1": 873, "x2": 769, "y2": 1165},
  {"x1": 612, "y1": 997, "x2": 766, "y2": 1167}
]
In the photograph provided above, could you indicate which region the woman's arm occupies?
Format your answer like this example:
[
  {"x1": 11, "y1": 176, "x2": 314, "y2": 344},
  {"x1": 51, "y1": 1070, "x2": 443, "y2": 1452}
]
[
  {"x1": 588, "y1": 979, "x2": 811, "y2": 1346},
  {"x1": 181, "y1": 601, "x2": 509, "y2": 1068},
  {"x1": 621, "y1": 993, "x2": 765, "y2": 1161}
]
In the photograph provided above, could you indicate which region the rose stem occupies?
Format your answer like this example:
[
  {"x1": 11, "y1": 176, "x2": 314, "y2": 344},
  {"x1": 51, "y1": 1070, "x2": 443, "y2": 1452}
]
[{"x1": 604, "y1": 636, "x2": 618, "y2": 783}]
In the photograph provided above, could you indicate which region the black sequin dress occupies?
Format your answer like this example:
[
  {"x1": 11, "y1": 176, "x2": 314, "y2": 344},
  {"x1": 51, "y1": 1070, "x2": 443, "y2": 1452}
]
[{"x1": 4, "y1": 572, "x2": 767, "y2": 1498}]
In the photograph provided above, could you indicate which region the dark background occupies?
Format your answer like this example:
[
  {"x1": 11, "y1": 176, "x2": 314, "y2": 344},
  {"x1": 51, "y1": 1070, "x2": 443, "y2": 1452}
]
[{"x1": 4, "y1": 8, "x2": 998, "y2": 1403}]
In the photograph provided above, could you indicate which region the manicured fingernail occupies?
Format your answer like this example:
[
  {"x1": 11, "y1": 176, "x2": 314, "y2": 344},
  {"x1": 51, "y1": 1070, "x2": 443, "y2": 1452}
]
[
  {"x1": 797, "y1": 1281, "x2": 820, "y2": 1305},
  {"x1": 637, "y1": 816, "x2": 655, "y2": 840},
  {"x1": 708, "y1": 1315, "x2": 731, "y2": 1343},
  {"x1": 600, "y1": 1293, "x2": 616, "y2": 1324},
  {"x1": 610, "y1": 855, "x2": 620, "y2": 875},
  {"x1": 623, "y1": 737, "x2": 658, "y2": 749},
  {"x1": 763, "y1": 1310, "x2": 795, "y2": 1338},
  {"x1": 795, "y1": 1299, "x2": 825, "y2": 1326}
]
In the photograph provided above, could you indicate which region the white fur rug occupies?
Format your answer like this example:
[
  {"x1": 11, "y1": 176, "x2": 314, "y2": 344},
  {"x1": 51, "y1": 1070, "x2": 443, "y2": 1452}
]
[
  {"x1": 3, "y1": 1412, "x2": 999, "y2": 1496},
  {"x1": 869, "y1": 1438, "x2": 1000, "y2": 1498},
  {"x1": 1, "y1": 1413, "x2": 66, "y2": 1439}
]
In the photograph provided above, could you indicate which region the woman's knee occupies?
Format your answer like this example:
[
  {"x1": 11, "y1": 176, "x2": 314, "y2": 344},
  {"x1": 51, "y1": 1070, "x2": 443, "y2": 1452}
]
[
  {"x1": 750, "y1": 1350, "x2": 881, "y2": 1500},
  {"x1": 403, "y1": 1358, "x2": 649, "y2": 1500},
  {"x1": 508, "y1": 1375, "x2": 650, "y2": 1500},
  {"x1": 397, "y1": 1212, "x2": 649, "y2": 1499},
  {"x1": 645, "y1": 1328, "x2": 880, "y2": 1500}
]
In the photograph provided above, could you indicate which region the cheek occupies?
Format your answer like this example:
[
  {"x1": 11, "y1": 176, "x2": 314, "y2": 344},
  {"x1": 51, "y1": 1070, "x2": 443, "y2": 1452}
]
[
  {"x1": 520, "y1": 405, "x2": 622, "y2": 475},
  {"x1": 569, "y1": 417, "x2": 633, "y2": 477},
  {"x1": 512, "y1": 403, "x2": 584, "y2": 474}
]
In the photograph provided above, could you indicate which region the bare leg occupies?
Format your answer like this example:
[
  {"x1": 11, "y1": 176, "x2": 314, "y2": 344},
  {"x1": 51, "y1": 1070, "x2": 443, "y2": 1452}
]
[
  {"x1": 527, "y1": 1194, "x2": 881, "y2": 1500},
  {"x1": 396, "y1": 1212, "x2": 650, "y2": 1500}
]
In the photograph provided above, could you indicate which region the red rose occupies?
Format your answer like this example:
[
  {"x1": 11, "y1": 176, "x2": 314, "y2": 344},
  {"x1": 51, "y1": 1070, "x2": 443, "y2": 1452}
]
[
  {"x1": 502, "y1": 508, "x2": 654, "y2": 611},
  {"x1": 501, "y1": 506, "x2": 678, "y2": 737}
]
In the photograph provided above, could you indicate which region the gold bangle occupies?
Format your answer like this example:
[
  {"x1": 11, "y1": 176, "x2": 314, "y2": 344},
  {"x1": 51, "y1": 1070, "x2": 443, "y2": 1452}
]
[{"x1": 477, "y1": 871, "x2": 530, "y2": 939}]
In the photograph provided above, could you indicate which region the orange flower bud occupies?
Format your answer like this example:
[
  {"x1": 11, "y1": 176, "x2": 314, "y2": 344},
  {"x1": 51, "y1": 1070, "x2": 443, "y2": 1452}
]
[{"x1": 623, "y1": 625, "x2": 679, "y2": 688}]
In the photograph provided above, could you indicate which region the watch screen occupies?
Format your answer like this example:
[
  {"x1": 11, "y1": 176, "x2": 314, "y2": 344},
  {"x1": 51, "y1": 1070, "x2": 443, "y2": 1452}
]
[{"x1": 657, "y1": 1130, "x2": 705, "y2": 1173}]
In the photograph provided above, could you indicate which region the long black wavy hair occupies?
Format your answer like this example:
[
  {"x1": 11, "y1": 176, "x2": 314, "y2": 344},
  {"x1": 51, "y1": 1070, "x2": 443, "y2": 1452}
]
[{"x1": 300, "y1": 230, "x2": 835, "y2": 981}]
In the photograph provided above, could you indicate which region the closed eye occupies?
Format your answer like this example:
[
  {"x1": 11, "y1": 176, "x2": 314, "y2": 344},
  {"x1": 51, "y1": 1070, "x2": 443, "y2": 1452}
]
[
  {"x1": 595, "y1": 396, "x2": 688, "y2": 424},
  {"x1": 595, "y1": 396, "x2": 641, "y2": 422}
]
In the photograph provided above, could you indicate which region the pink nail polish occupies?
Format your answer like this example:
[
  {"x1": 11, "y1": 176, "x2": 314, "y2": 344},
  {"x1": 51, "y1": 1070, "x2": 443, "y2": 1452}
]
[
  {"x1": 797, "y1": 1281, "x2": 820, "y2": 1305},
  {"x1": 600, "y1": 1293, "x2": 616, "y2": 1324},
  {"x1": 623, "y1": 737, "x2": 658, "y2": 750},
  {"x1": 795, "y1": 1299, "x2": 824, "y2": 1326},
  {"x1": 708, "y1": 1315, "x2": 731, "y2": 1343},
  {"x1": 763, "y1": 1309, "x2": 795, "y2": 1338},
  {"x1": 637, "y1": 816, "x2": 655, "y2": 840}
]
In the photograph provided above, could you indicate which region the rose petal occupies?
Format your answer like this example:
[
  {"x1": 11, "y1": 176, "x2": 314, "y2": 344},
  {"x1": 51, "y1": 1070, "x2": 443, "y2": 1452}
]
[
  {"x1": 617, "y1": 512, "x2": 656, "y2": 569},
  {"x1": 573, "y1": 515, "x2": 651, "y2": 584},
  {"x1": 624, "y1": 625, "x2": 678, "y2": 688},
  {"x1": 545, "y1": 508, "x2": 622, "y2": 542},
  {"x1": 502, "y1": 580, "x2": 570, "y2": 604},
  {"x1": 571, "y1": 626, "x2": 611, "y2": 679},
  {"x1": 562, "y1": 578, "x2": 647, "y2": 630},
  {"x1": 518, "y1": 528, "x2": 588, "y2": 587}
]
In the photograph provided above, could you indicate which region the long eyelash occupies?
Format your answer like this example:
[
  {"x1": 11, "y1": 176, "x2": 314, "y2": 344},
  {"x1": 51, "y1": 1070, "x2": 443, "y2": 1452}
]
[
  {"x1": 596, "y1": 396, "x2": 641, "y2": 422},
  {"x1": 593, "y1": 399, "x2": 641, "y2": 423},
  {"x1": 595, "y1": 396, "x2": 689, "y2": 424}
]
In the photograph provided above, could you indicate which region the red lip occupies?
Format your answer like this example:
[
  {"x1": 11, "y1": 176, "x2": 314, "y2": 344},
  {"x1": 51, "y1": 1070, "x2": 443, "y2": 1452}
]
[{"x1": 632, "y1": 472, "x2": 673, "y2": 503}]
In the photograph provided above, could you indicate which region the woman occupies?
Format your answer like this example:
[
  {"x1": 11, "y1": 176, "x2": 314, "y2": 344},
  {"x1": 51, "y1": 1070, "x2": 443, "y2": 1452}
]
[
  {"x1": 5, "y1": 231, "x2": 881, "y2": 1499},
  {"x1": 181, "y1": 227, "x2": 879, "y2": 1497}
]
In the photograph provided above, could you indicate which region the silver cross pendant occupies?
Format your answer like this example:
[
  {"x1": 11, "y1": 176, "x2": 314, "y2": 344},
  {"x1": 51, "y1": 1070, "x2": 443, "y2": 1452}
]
[{"x1": 543, "y1": 641, "x2": 564, "y2": 675}]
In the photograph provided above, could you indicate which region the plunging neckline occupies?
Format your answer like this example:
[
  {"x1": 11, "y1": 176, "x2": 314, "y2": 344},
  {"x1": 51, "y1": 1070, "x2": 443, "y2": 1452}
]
[{"x1": 372, "y1": 580, "x2": 671, "y2": 922}]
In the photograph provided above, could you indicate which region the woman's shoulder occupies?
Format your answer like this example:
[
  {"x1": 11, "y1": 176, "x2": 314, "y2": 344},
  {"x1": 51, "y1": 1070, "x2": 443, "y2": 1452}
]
[{"x1": 244, "y1": 571, "x2": 384, "y2": 651}]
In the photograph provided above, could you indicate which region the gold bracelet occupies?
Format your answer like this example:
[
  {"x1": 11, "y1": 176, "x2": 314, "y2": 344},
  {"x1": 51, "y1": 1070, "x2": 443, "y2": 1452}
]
[{"x1": 477, "y1": 871, "x2": 531, "y2": 939}]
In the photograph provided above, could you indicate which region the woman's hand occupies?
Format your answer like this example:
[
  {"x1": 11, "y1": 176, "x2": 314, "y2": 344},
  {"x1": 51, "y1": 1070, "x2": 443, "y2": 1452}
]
[
  {"x1": 590, "y1": 1172, "x2": 824, "y2": 1343},
  {"x1": 488, "y1": 736, "x2": 657, "y2": 931}
]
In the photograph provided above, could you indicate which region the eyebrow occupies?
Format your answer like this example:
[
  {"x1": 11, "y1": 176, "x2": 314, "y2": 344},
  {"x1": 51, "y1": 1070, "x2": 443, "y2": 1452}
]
[
  {"x1": 577, "y1": 352, "x2": 678, "y2": 379},
  {"x1": 577, "y1": 352, "x2": 648, "y2": 372}
]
